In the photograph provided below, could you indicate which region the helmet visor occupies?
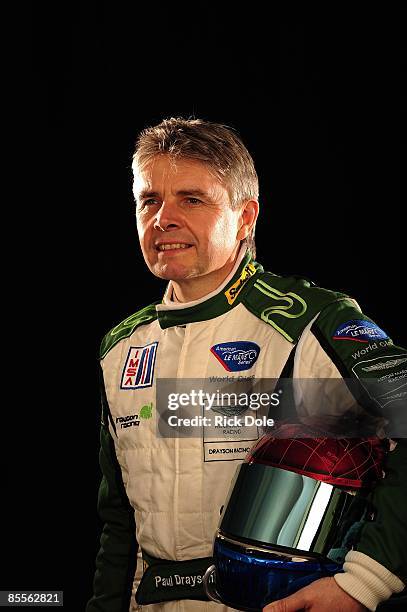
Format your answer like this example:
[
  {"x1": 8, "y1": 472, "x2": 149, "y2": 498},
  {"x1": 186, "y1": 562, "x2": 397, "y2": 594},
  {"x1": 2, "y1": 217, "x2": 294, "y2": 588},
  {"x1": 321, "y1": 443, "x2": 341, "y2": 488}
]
[{"x1": 219, "y1": 463, "x2": 369, "y2": 562}]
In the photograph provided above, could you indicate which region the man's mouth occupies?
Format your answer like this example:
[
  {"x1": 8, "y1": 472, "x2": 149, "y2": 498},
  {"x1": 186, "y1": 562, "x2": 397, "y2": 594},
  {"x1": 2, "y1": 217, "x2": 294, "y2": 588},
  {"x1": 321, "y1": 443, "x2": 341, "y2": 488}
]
[{"x1": 156, "y1": 243, "x2": 192, "y2": 251}]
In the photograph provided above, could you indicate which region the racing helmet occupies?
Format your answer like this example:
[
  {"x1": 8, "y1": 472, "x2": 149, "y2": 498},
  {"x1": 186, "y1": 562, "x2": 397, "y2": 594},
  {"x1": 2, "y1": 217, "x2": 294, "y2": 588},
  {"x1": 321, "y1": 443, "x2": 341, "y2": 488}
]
[{"x1": 204, "y1": 423, "x2": 385, "y2": 612}]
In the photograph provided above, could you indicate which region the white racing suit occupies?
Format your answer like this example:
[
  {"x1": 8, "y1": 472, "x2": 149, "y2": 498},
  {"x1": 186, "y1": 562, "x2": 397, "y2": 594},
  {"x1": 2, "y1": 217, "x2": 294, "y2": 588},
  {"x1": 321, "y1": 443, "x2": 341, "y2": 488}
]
[{"x1": 87, "y1": 249, "x2": 406, "y2": 611}]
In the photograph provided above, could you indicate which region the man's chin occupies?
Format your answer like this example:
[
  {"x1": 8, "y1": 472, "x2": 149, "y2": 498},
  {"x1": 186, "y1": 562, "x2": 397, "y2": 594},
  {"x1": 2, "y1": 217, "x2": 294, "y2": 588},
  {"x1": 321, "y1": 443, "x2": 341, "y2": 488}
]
[{"x1": 150, "y1": 263, "x2": 199, "y2": 282}]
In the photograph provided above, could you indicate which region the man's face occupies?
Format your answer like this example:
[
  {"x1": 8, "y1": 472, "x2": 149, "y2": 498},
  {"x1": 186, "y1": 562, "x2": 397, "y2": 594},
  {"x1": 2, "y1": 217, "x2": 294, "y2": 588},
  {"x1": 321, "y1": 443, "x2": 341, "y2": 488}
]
[{"x1": 134, "y1": 155, "x2": 246, "y2": 285}]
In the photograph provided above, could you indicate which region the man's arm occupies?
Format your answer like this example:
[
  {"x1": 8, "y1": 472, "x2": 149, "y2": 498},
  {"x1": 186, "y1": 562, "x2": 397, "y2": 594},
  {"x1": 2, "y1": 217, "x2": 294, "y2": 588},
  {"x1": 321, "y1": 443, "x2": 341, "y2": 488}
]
[
  {"x1": 263, "y1": 297, "x2": 406, "y2": 611},
  {"x1": 86, "y1": 368, "x2": 138, "y2": 612},
  {"x1": 294, "y1": 300, "x2": 406, "y2": 610},
  {"x1": 333, "y1": 439, "x2": 407, "y2": 610}
]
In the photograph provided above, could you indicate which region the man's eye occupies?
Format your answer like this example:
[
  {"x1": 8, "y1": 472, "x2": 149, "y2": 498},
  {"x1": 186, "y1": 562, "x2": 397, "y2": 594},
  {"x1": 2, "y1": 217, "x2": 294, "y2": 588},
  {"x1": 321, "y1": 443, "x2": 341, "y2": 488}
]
[
  {"x1": 186, "y1": 197, "x2": 201, "y2": 205},
  {"x1": 142, "y1": 198, "x2": 160, "y2": 206}
]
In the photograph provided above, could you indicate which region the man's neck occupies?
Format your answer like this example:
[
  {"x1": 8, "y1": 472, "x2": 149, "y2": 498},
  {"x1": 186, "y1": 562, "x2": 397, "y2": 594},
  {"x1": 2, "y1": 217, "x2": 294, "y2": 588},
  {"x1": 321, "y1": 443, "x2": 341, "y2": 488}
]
[{"x1": 170, "y1": 248, "x2": 246, "y2": 303}]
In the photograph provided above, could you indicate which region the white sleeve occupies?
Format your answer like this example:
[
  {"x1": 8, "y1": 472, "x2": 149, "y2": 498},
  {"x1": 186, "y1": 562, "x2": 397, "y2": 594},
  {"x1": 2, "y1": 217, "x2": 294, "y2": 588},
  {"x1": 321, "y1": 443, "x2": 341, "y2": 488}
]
[{"x1": 334, "y1": 550, "x2": 404, "y2": 611}]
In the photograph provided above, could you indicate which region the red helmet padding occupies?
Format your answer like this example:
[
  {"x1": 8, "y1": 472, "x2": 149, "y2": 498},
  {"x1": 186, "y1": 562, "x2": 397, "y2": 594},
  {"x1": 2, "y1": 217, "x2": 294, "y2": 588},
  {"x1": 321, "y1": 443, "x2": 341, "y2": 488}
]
[{"x1": 246, "y1": 423, "x2": 386, "y2": 489}]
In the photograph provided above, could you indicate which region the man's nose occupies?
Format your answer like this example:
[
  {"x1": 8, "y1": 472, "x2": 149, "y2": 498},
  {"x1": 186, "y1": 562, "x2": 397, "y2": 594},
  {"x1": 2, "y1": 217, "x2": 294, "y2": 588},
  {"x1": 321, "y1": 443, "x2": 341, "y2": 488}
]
[{"x1": 153, "y1": 199, "x2": 182, "y2": 232}]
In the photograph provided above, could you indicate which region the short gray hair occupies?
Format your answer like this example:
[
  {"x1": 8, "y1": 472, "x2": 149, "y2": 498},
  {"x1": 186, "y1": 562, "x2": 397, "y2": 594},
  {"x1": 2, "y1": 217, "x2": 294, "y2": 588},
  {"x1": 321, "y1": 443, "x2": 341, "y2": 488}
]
[{"x1": 132, "y1": 117, "x2": 259, "y2": 257}]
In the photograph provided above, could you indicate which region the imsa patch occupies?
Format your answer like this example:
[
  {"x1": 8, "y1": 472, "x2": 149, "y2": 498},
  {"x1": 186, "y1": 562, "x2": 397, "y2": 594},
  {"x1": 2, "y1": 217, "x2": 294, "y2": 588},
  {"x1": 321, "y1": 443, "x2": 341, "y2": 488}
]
[{"x1": 121, "y1": 342, "x2": 158, "y2": 389}]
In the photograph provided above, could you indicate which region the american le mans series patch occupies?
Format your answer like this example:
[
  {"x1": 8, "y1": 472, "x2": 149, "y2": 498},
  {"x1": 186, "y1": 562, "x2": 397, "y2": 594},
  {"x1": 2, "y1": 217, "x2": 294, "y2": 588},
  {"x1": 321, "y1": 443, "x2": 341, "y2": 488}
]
[
  {"x1": 210, "y1": 341, "x2": 260, "y2": 372},
  {"x1": 333, "y1": 320, "x2": 388, "y2": 343}
]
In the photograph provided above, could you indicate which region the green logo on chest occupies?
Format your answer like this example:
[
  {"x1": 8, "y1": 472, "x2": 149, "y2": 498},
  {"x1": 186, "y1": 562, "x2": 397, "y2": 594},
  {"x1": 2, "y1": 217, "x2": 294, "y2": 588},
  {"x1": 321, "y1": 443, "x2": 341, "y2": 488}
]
[{"x1": 140, "y1": 402, "x2": 153, "y2": 419}]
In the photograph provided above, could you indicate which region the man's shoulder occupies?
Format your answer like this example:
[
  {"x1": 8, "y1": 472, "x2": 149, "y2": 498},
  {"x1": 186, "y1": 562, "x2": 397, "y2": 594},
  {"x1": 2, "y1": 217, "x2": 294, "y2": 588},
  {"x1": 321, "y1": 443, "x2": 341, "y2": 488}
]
[
  {"x1": 100, "y1": 301, "x2": 159, "y2": 360},
  {"x1": 243, "y1": 268, "x2": 353, "y2": 343}
]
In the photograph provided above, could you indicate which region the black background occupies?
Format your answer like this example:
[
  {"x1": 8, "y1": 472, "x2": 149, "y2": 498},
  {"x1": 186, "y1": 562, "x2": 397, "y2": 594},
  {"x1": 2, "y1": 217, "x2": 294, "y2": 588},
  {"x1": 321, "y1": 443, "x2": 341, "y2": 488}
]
[{"x1": 4, "y1": 4, "x2": 405, "y2": 609}]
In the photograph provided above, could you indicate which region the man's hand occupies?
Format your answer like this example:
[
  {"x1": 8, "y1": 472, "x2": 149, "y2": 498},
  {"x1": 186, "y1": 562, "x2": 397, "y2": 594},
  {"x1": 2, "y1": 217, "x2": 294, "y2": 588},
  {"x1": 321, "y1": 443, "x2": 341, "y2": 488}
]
[{"x1": 262, "y1": 577, "x2": 367, "y2": 612}]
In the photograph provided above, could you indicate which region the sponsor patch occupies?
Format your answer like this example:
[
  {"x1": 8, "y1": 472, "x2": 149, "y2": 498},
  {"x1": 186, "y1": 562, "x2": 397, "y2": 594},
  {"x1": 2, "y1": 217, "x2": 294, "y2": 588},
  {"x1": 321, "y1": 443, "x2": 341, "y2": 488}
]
[
  {"x1": 224, "y1": 262, "x2": 257, "y2": 305},
  {"x1": 116, "y1": 414, "x2": 140, "y2": 428},
  {"x1": 361, "y1": 357, "x2": 407, "y2": 372},
  {"x1": 352, "y1": 353, "x2": 407, "y2": 383},
  {"x1": 352, "y1": 354, "x2": 407, "y2": 429},
  {"x1": 210, "y1": 341, "x2": 260, "y2": 372},
  {"x1": 333, "y1": 320, "x2": 388, "y2": 343},
  {"x1": 121, "y1": 342, "x2": 158, "y2": 389},
  {"x1": 204, "y1": 442, "x2": 255, "y2": 462},
  {"x1": 140, "y1": 402, "x2": 153, "y2": 419},
  {"x1": 202, "y1": 398, "x2": 259, "y2": 461}
]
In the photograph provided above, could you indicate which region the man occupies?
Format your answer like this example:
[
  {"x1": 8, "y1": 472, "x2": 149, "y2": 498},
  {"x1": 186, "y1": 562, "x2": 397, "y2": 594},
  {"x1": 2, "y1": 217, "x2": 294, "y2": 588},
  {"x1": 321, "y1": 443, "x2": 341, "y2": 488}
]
[{"x1": 87, "y1": 118, "x2": 406, "y2": 611}]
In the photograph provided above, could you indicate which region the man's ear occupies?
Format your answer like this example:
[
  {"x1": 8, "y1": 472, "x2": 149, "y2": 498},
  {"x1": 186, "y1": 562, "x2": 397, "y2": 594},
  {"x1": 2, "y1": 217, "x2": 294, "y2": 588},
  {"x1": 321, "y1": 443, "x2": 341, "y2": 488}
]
[{"x1": 237, "y1": 200, "x2": 259, "y2": 240}]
